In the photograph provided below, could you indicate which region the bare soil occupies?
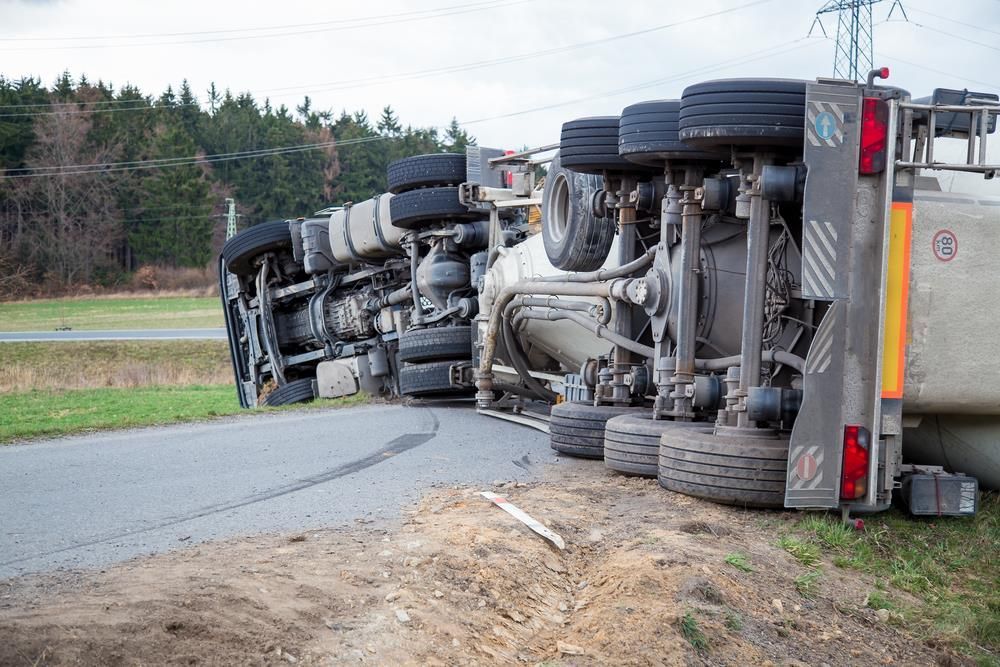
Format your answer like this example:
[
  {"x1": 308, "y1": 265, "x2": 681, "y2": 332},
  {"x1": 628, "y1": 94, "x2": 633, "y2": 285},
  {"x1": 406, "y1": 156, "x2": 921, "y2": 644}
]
[{"x1": 0, "y1": 464, "x2": 958, "y2": 666}]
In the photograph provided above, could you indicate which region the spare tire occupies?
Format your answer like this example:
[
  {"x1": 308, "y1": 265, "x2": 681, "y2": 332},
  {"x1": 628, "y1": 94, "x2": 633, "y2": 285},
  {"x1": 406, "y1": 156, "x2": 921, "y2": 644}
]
[
  {"x1": 550, "y1": 401, "x2": 646, "y2": 459},
  {"x1": 398, "y1": 326, "x2": 472, "y2": 363},
  {"x1": 541, "y1": 152, "x2": 615, "y2": 272},
  {"x1": 618, "y1": 100, "x2": 725, "y2": 166},
  {"x1": 678, "y1": 79, "x2": 808, "y2": 148},
  {"x1": 389, "y1": 186, "x2": 483, "y2": 229},
  {"x1": 559, "y1": 116, "x2": 654, "y2": 175},
  {"x1": 261, "y1": 377, "x2": 316, "y2": 407},
  {"x1": 387, "y1": 153, "x2": 466, "y2": 194},
  {"x1": 222, "y1": 220, "x2": 292, "y2": 276},
  {"x1": 658, "y1": 425, "x2": 790, "y2": 508},
  {"x1": 399, "y1": 360, "x2": 472, "y2": 398}
]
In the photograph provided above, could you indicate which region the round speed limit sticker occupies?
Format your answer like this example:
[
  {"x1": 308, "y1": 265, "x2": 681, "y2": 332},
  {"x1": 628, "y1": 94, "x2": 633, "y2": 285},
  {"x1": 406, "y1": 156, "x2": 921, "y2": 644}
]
[{"x1": 932, "y1": 230, "x2": 958, "y2": 262}]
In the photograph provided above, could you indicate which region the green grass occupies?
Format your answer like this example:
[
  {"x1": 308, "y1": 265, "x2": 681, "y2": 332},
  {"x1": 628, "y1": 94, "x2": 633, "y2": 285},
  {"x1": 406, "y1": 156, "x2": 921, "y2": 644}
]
[
  {"x1": 792, "y1": 499, "x2": 1000, "y2": 663},
  {"x1": 0, "y1": 296, "x2": 222, "y2": 331},
  {"x1": 724, "y1": 552, "x2": 753, "y2": 572},
  {"x1": 679, "y1": 611, "x2": 708, "y2": 651},
  {"x1": 777, "y1": 535, "x2": 822, "y2": 568},
  {"x1": 0, "y1": 386, "x2": 369, "y2": 443}
]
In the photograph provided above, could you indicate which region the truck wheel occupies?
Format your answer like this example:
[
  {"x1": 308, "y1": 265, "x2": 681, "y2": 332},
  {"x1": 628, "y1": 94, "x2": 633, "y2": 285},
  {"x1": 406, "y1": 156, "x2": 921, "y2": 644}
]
[
  {"x1": 389, "y1": 186, "x2": 482, "y2": 230},
  {"x1": 603, "y1": 413, "x2": 704, "y2": 477},
  {"x1": 618, "y1": 99, "x2": 724, "y2": 166},
  {"x1": 678, "y1": 78, "x2": 808, "y2": 148},
  {"x1": 658, "y1": 425, "x2": 790, "y2": 508},
  {"x1": 261, "y1": 377, "x2": 316, "y2": 407},
  {"x1": 559, "y1": 116, "x2": 653, "y2": 175},
  {"x1": 387, "y1": 153, "x2": 466, "y2": 194},
  {"x1": 549, "y1": 401, "x2": 645, "y2": 459},
  {"x1": 398, "y1": 326, "x2": 472, "y2": 363},
  {"x1": 399, "y1": 360, "x2": 472, "y2": 397},
  {"x1": 222, "y1": 220, "x2": 292, "y2": 276},
  {"x1": 541, "y1": 152, "x2": 615, "y2": 272}
]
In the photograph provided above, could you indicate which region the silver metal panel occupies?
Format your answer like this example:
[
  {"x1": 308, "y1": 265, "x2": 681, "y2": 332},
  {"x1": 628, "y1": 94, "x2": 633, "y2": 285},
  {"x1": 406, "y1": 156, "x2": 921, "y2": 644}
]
[
  {"x1": 786, "y1": 301, "x2": 845, "y2": 508},
  {"x1": 466, "y1": 146, "x2": 506, "y2": 188},
  {"x1": 787, "y1": 173, "x2": 890, "y2": 509},
  {"x1": 801, "y1": 83, "x2": 862, "y2": 300}
]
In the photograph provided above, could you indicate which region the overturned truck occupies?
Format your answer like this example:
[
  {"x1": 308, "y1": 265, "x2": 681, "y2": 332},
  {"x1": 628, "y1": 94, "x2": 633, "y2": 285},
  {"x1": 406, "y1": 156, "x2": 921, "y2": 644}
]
[{"x1": 220, "y1": 72, "x2": 1000, "y2": 516}]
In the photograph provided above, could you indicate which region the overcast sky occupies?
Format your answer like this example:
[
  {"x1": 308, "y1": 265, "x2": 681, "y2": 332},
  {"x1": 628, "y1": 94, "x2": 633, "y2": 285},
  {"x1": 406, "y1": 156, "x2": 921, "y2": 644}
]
[{"x1": 1, "y1": 0, "x2": 999, "y2": 180}]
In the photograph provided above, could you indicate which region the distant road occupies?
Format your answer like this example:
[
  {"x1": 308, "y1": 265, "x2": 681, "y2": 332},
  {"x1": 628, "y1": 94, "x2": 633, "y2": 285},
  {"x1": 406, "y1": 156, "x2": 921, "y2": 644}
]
[{"x1": 0, "y1": 328, "x2": 227, "y2": 342}]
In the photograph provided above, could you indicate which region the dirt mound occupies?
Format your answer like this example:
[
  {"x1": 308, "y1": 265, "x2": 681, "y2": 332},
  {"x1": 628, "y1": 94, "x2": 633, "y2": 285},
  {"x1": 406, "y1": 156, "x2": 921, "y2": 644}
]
[{"x1": 0, "y1": 467, "x2": 954, "y2": 666}]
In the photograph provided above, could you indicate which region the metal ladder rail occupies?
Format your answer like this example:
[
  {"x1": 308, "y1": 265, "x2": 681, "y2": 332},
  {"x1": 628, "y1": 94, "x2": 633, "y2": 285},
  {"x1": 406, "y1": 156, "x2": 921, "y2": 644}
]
[{"x1": 895, "y1": 100, "x2": 1000, "y2": 177}]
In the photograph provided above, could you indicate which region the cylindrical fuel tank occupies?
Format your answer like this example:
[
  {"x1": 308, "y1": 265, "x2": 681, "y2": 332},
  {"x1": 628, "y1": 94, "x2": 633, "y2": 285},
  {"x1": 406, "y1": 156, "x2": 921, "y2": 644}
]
[{"x1": 330, "y1": 194, "x2": 404, "y2": 264}]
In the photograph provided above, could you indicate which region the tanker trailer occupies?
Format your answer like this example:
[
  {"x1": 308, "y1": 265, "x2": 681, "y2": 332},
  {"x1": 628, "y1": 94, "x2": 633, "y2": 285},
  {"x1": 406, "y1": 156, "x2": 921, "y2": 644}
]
[{"x1": 472, "y1": 73, "x2": 1000, "y2": 516}]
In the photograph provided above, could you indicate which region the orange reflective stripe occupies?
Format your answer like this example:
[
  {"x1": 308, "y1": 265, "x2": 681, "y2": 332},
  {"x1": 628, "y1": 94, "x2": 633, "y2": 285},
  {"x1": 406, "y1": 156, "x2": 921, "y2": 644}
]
[{"x1": 881, "y1": 202, "x2": 912, "y2": 399}]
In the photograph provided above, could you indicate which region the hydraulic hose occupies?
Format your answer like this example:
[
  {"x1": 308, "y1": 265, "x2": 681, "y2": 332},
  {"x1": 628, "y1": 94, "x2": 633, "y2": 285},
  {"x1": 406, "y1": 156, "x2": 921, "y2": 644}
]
[
  {"x1": 476, "y1": 247, "x2": 657, "y2": 406},
  {"x1": 512, "y1": 309, "x2": 655, "y2": 359},
  {"x1": 501, "y1": 317, "x2": 558, "y2": 402}
]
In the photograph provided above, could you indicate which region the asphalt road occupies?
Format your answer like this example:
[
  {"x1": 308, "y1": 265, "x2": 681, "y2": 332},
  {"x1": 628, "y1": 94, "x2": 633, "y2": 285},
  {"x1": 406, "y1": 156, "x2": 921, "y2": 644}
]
[
  {"x1": 0, "y1": 404, "x2": 556, "y2": 579},
  {"x1": 0, "y1": 328, "x2": 226, "y2": 342}
]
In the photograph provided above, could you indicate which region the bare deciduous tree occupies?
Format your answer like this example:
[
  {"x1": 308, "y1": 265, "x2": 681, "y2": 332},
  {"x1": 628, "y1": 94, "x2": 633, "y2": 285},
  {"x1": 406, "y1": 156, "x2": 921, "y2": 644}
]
[{"x1": 8, "y1": 106, "x2": 123, "y2": 289}]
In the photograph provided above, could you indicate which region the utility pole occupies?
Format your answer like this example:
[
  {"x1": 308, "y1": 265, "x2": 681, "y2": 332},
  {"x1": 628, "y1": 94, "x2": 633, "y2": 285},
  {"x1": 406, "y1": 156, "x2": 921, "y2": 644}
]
[
  {"x1": 225, "y1": 197, "x2": 239, "y2": 240},
  {"x1": 810, "y1": 0, "x2": 907, "y2": 81}
]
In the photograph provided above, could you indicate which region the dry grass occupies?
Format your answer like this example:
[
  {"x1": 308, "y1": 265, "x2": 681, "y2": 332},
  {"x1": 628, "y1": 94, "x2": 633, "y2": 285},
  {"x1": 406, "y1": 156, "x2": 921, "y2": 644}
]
[{"x1": 0, "y1": 341, "x2": 233, "y2": 392}]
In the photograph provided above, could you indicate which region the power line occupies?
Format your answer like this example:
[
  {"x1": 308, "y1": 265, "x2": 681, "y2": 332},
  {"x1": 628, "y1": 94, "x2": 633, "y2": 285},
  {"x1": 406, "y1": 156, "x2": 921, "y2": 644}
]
[
  {"x1": 0, "y1": 135, "x2": 385, "y2": 179},
  {"x1": 462, "y1": 37, "x2": 821, "y2": 125},
  {"x1": 2, "y1": 34, "x2": 825, "y2": 179},
  {"x1": 905, "y1": 21, "x2": 1000, "y2": 53},
  {"x1": 0, "y1": 0, "x2": 506, "y2": 42},
  {"x1": 903, "y1": 4, "x2": 1000, "y2": 39},
  {"x1": 874, "y1": 52, "x2": 1000, "y2": 90},
  {"x1": 0, "y1": 0, "x2": 775, "y2": 117},
  {"x1": 0, "y1": 0, "x2": 529, "y2": 51}
]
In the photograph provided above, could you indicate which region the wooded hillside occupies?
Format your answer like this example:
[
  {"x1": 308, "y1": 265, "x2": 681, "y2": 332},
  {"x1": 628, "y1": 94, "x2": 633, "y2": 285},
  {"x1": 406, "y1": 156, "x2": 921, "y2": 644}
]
[{"x1": 0, "y1": 73, "x2": 474, "y2": 294}]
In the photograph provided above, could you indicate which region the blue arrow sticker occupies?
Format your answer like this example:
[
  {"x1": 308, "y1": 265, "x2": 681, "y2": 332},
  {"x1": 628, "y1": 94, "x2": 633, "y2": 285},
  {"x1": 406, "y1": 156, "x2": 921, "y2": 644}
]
[{"x1": 815, "y1": 111, "x2": 836, "y2": 141}]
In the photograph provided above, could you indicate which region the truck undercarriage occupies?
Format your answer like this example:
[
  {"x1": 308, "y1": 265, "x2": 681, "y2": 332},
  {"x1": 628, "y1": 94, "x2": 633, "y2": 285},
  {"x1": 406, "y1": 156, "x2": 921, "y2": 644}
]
[{"x1": 220, "y1": 72, "x2": 999, "y2": 516}]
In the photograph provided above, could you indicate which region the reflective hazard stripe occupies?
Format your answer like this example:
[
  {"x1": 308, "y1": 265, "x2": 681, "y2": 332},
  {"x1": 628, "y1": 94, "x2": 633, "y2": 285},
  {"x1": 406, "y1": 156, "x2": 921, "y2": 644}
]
[{"x1": 881, "y1": 202, "x2": 913, "y2": 399}]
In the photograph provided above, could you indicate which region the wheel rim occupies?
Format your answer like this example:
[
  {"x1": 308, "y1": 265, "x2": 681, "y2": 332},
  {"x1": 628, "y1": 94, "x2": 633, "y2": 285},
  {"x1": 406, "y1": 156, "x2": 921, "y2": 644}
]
[{"x1": 546, "y1": 172, "x2": 570, "y2": 244}]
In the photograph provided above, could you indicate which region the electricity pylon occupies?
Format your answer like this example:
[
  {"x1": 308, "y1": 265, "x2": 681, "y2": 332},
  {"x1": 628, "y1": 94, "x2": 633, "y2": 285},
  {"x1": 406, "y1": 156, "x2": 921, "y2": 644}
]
[{"x1": 810, "y1": 0, "x2": 907, "y2": 81}]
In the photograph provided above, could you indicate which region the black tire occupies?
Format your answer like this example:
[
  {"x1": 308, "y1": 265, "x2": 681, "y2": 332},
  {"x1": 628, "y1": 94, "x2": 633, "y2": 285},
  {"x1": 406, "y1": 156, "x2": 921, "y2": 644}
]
[
  {"x1": 261, "y1": 377, "x2": 316, "y2": 407},
  {"x1": 389, "y1": 186, "x2": 482, "y2": 230},
  {"x1": 559, "y1": 116, "x2": 653, "y2": 174},
  {"x1": 618, "y1": 99, "x2": 725, "y2": 166},
  {"x1": 387, "y1": 153, "x2": 466, "y2": 194},
  {"x1": 678, "y1": 78, "x2": 808, "y2": 148},
  {"x1": 603, "y1": 413, "x2": 705, "y2": 477},
  {"x1": 549, "y1": 401, "x2": 645, "y2": 459},
  {"x1": 399, "y1": 360, "x2": 472, "y2": 398},
  {"x1": 541, "y1": 152, "x2": 615, "y2": 272},
  {"x1": 398, "y1": 326, "x2": 472, "y2": 363},
  {"x1": 658, "y1": 425, "x2": 790, "y2": 508},
  {"x1": 222, "y1": 220, "x2": 293, "y2": 276}
]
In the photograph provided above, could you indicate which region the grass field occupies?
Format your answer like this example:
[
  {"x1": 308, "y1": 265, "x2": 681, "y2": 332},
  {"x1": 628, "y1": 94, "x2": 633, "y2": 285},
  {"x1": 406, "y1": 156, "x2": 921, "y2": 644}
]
[
  {"x1": 0, "y1": 386, "x2": 367, "y2": 443},
  {"x1": 782, "y1": 499, "x2": 1000, "y2": 664},
  {"x1": 0, "y1": 340, "x2": 233, "y2": 392},
  {"x1": 0, "y1": 295, "x2": 222, "y2": 331}
]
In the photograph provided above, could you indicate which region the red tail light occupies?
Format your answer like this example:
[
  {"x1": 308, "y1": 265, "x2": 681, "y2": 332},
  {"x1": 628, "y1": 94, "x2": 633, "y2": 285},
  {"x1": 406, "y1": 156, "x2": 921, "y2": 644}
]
[
  {"x1": 859, "y1": 97, "x2": 889, "y2": 174},
  {"x1": 504, "y1": 149, "x2": 515, "y2": 187},
  {"x1": 841, "y1": 425, "x2": 870, "y2": 500}
]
